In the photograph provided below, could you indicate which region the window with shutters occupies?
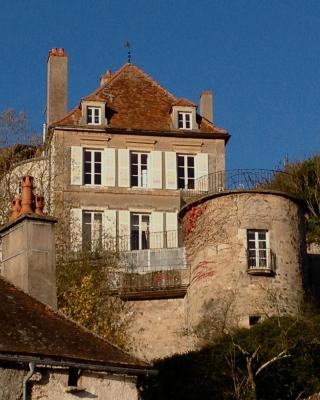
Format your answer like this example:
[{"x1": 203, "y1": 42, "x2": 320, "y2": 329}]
[
  {"x1": 130, "y1": 213, "x2": 150, "y2": 250},
  {"x1": 130, "y1": 152, "x2": 149, "y2": 188},
  {"x1": 178, "y1": 112, "x2": 192, "y2": 129},
  {"x1": 87, "y1": 106, "x2": 101, "y2": 125},
  {"x1": 83, "y1": 149, "x2": 102, "y2": 185},
  {"x1": 177, "y1": 154, "x2": 195, "y2": 189},
  {"x1": 247, "y1": 230, "x2": 270, "y2": 270},
  {"x1": 82, "y1": 210, "x2": 103, "y2": 251}
]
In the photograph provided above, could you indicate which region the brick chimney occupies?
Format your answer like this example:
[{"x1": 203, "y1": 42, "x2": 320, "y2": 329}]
[
  {"x1": 0, "y1": 177, "x2": 57, "y2": 309},
  {"x1": 47, "y1": 48, "x2": 68, "y2": 125},
  {"x1": 200, "y1": 91, "x2": 213, "y2": 123}
]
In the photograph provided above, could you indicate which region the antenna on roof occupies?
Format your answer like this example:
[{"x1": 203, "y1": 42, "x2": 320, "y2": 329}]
[{"x1": 124, "y1": 41, "x2": 132, "y2": 63}]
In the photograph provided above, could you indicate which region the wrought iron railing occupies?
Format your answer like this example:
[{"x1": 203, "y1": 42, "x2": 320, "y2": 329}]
[
  {"x1": 247, "y1": 248, "x2": 276, "y2": 275},
  {"x1": 181, "y1": 169, "x2": 292, "y2": 205}
]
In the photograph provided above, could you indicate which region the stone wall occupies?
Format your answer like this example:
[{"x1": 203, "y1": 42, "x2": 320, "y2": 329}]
[
  {"x1": 128, "y1": 298, "x2": 191, "y2": 360},
  {"x1": 181, "y1": 191, "x2": 306, "y2": 330}
]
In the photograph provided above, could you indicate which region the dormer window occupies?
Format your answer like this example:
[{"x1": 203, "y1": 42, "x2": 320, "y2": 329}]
[
  {"x1": 81, "y1": 100, "x2": 107, "y2": 126},
  {"x1": 171, "y1": 99, "x2": 197, "y2": 130},
  {"x1": 178, "y1": 112, "x2": 192, "y2": 129},
  {"x1": 87, "y1": 106, "x2": 101, "y2": 125}
]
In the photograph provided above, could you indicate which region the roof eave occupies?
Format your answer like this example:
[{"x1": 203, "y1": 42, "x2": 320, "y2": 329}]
[{"x1": 0, "y1": 353, "x2": 156, "y2": 376}]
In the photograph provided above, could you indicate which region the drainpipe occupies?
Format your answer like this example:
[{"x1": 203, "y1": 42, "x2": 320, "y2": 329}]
[{"x1": 23, "y1": 362, "x2": 36, "y2": 400}]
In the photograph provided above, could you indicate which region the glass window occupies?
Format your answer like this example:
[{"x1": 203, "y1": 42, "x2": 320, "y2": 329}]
[
  {"x1": 177, "y1": 154, "x2": 195, "y2": 189},
  {"x1": 130, "y1": 152, "x2": 149, "y2": 188},
  {"x1": 130, "y1": 213, "x2": 150, "y2": 250},
  {"x1": 178, "y1": 112, "x2": 192, "y2": 129},
  {"x1": 83, "y1": 149, "x2": 102, "y2": 185},
  {"x1": 82, "y1": 210, "x2": 103, "y2": 251},
  {"x1": 247, "y1": 230, "x2": 269, "y2": 269},
  {"x1": 87, "y1": 106, "x2": 101, "y2": 125}
]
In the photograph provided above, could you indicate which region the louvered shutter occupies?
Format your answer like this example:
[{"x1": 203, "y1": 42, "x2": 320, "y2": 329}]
[
  {"x1": 166, "y1": 212, "x2": 178, "y2": 248},
  {"x1": 118, "y1": 149, "x2": 130, "y2": 187},
  {"x1": 103, "y1": 210, "x2": 117, "y2": 250},
  {"x1": 195, "y1": 153, "x2": 209, "y2": 191},
  {"x1": 102, "y1": 148, "x2": 116, "y2": 187},
  {"x1": 149, "y1": 151, "x2": 162, "y2": 189},
  {"x1": 118, "y1": 210, "x2": 130, "y2": 250},
  {"x1": 70, "y1": 208, "x2": 82, "y2": 251},
  {"x1": 150, "y1": 212, "x2": 164, "y2": 249},
  {"x1": 70, "y1": 146, "x2": 83, "y2": 185},
  {"x1": 165, "y1": 152, "x2": 177, "y2": 189}
]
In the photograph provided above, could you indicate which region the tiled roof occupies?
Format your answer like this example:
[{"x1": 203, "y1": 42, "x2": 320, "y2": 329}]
[
  {"x1": 55, "y1": 63, "x2": 227, "y2": 134},
  {"x1": 0, "y1": 277, "x2": 150, "y2": 373}
]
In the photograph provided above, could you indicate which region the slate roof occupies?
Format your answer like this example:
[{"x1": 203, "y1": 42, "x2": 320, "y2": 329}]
[
  {"x1": 55, "y1": 63, "x2": 228, "y2": 135},
  {"x1": 0, "y1": 276, "x2": 151, "y2": 375}
]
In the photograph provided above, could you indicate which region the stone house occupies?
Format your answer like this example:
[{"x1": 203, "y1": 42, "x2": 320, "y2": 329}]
[
  {"x1": 4, "y1": 48, "x2": 310, "y2": 361},
  {"x1": 0, "y1": 183, "x2": 154, "y2": 399}
]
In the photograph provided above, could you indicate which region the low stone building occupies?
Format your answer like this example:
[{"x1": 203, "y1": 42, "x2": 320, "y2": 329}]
[{"x1": 0, "y1": 178, "x2": 154, "y2": 399}]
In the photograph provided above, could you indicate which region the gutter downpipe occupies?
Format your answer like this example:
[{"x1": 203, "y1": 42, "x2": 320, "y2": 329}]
[{"x1": 23, "y1": 362, "x2": 36, "y2": 400}]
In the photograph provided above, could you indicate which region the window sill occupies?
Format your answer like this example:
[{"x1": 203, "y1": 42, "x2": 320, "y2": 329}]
[{"x1": 247, "y1": 267, "x2": 274, "y2": 276}]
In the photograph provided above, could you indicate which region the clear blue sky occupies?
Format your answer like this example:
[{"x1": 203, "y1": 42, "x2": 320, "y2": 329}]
[{"x1": 1, "y1": 0, "x2": 319, "y2": 170}]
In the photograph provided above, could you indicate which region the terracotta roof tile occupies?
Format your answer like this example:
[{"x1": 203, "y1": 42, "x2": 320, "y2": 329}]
[
  {"x1": 55, "y1": 63, "x2": 227, "y2": 135},
  {"x1": 172, "y1": 98, "x2": 196, "y2": 107},
  {"x1": 0, "y1": 277, "x2": 150, "y2": 372}
]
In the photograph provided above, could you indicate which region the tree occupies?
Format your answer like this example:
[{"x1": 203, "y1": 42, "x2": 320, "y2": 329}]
[
  {"x1": 56, "y1": 245, "x2": 134, "y2": 350},
  {"x1": 139, "y1": 314, "x2": 320, "y2": 400},
  {"x1": 268, "y1": 156, "x2": 320, "y2": 244}
]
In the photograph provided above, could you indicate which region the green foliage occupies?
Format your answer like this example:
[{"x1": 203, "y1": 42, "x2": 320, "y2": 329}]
[
  {"x1": 56, "y1": 249, "x2": 133, "y2": 350},
  {"x1": 139, "y1": 315, "x2": 320, "y2": 400}
]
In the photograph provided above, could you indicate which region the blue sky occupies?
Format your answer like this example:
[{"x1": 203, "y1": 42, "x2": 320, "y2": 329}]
[{"x1": 0, "y1": 0, "x2": 319, "y2": 169}]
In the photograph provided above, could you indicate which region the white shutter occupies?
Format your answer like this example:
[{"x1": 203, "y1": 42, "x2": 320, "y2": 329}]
[
  {"x1": 118, "y1": 149, "x2": 130, "y2": 187},
  {"x1": 150, "y1": 212, "x2": 164, "y2": 249},
  {"x1": 149, "y1": 151, "x2": 162, "y2": 189},
  {"x1": 70, "y1": 208, "x2": 82, "y2": 251},
  {"x1": 71, "y1": 146, "x2": 83, "y2": 185},
  {"x1": 103, "y1": 210, "x2": 117, "y2": 250},
  {"x1": 195, "y1": 153, "x2": 209, "y2": 191},
  {"x1": 103, "y1": 148, "x2": 116, "y2": 187},
  {"x1": 118, "y1": 210, "x2": 130, "y2": 250},
  {"x1": 165, "y1": 152, "x2": 177, "y2": 189},
  {"x1": 166, "y1": 212, "x2": 178, "y2": 248}
]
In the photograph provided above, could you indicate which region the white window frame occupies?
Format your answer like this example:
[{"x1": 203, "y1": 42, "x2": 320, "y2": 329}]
[
  {"x1": 130, "y1": 212, "x2": 150, "y2": 250},
  {"x1": 130, "y1": 151, "x2": 149, "y2": 188},
  {"x1": 87, "y1": 106, "x2": 101, "y2": 125},
  {"x1": 82, "y1": 210, "x2": 103, "y2": 251},
  {"x1": 83, "y1": 149, "x2": 102, "y2": 185},
  {"x1": 247, "y1": 230, "x2": 270, "y2": 269},
  {"x1": 177, "y1": 154, "x2": 195, "y2": 189},
  {"x1": 178, "y1": 111, "x2": 192, "y2": 129}
]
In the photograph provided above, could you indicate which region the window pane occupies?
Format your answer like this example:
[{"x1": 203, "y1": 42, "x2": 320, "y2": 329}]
[
  {"x1": 131, "y1": 214, "x2": 139, "y2": 227},
  {"x1": 84, "y1": 162, "x2": 91, "y2": 173},
  {"x1": 188, "y1": 167, "x2": 195, "y2": 178},
  {"x1": 84, "y1": 151, "x2": 91, "y2": 162},
  {"x1": 178, "y1": 178, "x2": 185, "y2": 189},
  {"x1": 258, "y1": 232, "x2": 266, "y2": 240},
  {"x1": 177, "y1": 156, "x2": 184, "y2": 167},
  {"x1": 84, "y1": 174, "x2": 91, "y2": 185},
  {"x1": 188, "y1": 157, "x2": 194, "y2": 167},
  {"x1": 141, "y1": 154, "x2": 148, "y2": 164},
  {"x1": 131, "y1": 153, "x2": 138, "y2": 163},
  {"x1": 94, "y1": 174, "x2": 101, "y2": 185},
  {"x1": 131, "y1": 165, "x2": 138, "y2": 175},
  {"x1": 95, "y1": 163, "x2": 101, "y2": 174},
  {"x1": 95, "y1": 152, "x2": 101, "y2": 162},
  {"x1": 188, "y1": 179, "x2": 195, "y2": 189},
  {"x1": 131, "y1": 176, "x2": 138, "y2": 186}
]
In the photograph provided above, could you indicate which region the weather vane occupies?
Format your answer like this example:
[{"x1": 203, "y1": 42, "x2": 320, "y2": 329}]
[{"x1": 124, "y1": 41, "x2": 132, "y2": 63}]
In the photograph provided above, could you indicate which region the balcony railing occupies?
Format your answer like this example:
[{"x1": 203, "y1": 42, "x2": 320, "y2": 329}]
[
  {"x1": 181, "y1": 169, "x2": 292, "y2": 205},
  {"x1": 247, "y1": 248, "x2": 276, "y2": 275}
]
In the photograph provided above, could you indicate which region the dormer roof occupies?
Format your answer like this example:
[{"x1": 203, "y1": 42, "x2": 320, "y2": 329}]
[{"x1": 54, "y1": 63, "x2": 227, "y2": 135}]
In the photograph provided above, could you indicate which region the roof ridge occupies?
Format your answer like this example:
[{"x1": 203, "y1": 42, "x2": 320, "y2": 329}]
[{"x1": 83, "y1": 63, "x2": 177, "y2": 103}]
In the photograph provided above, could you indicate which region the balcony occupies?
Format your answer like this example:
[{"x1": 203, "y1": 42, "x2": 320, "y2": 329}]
[
  {"x1": 247, "y1": 248, "x2": 276, "y2": 276},
  {"x1": 57, "y1": 231, "x2": 189, "y2": 299},
  {"x1": 181, "y1": 169, "x2": 293, "y2": 206}
]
